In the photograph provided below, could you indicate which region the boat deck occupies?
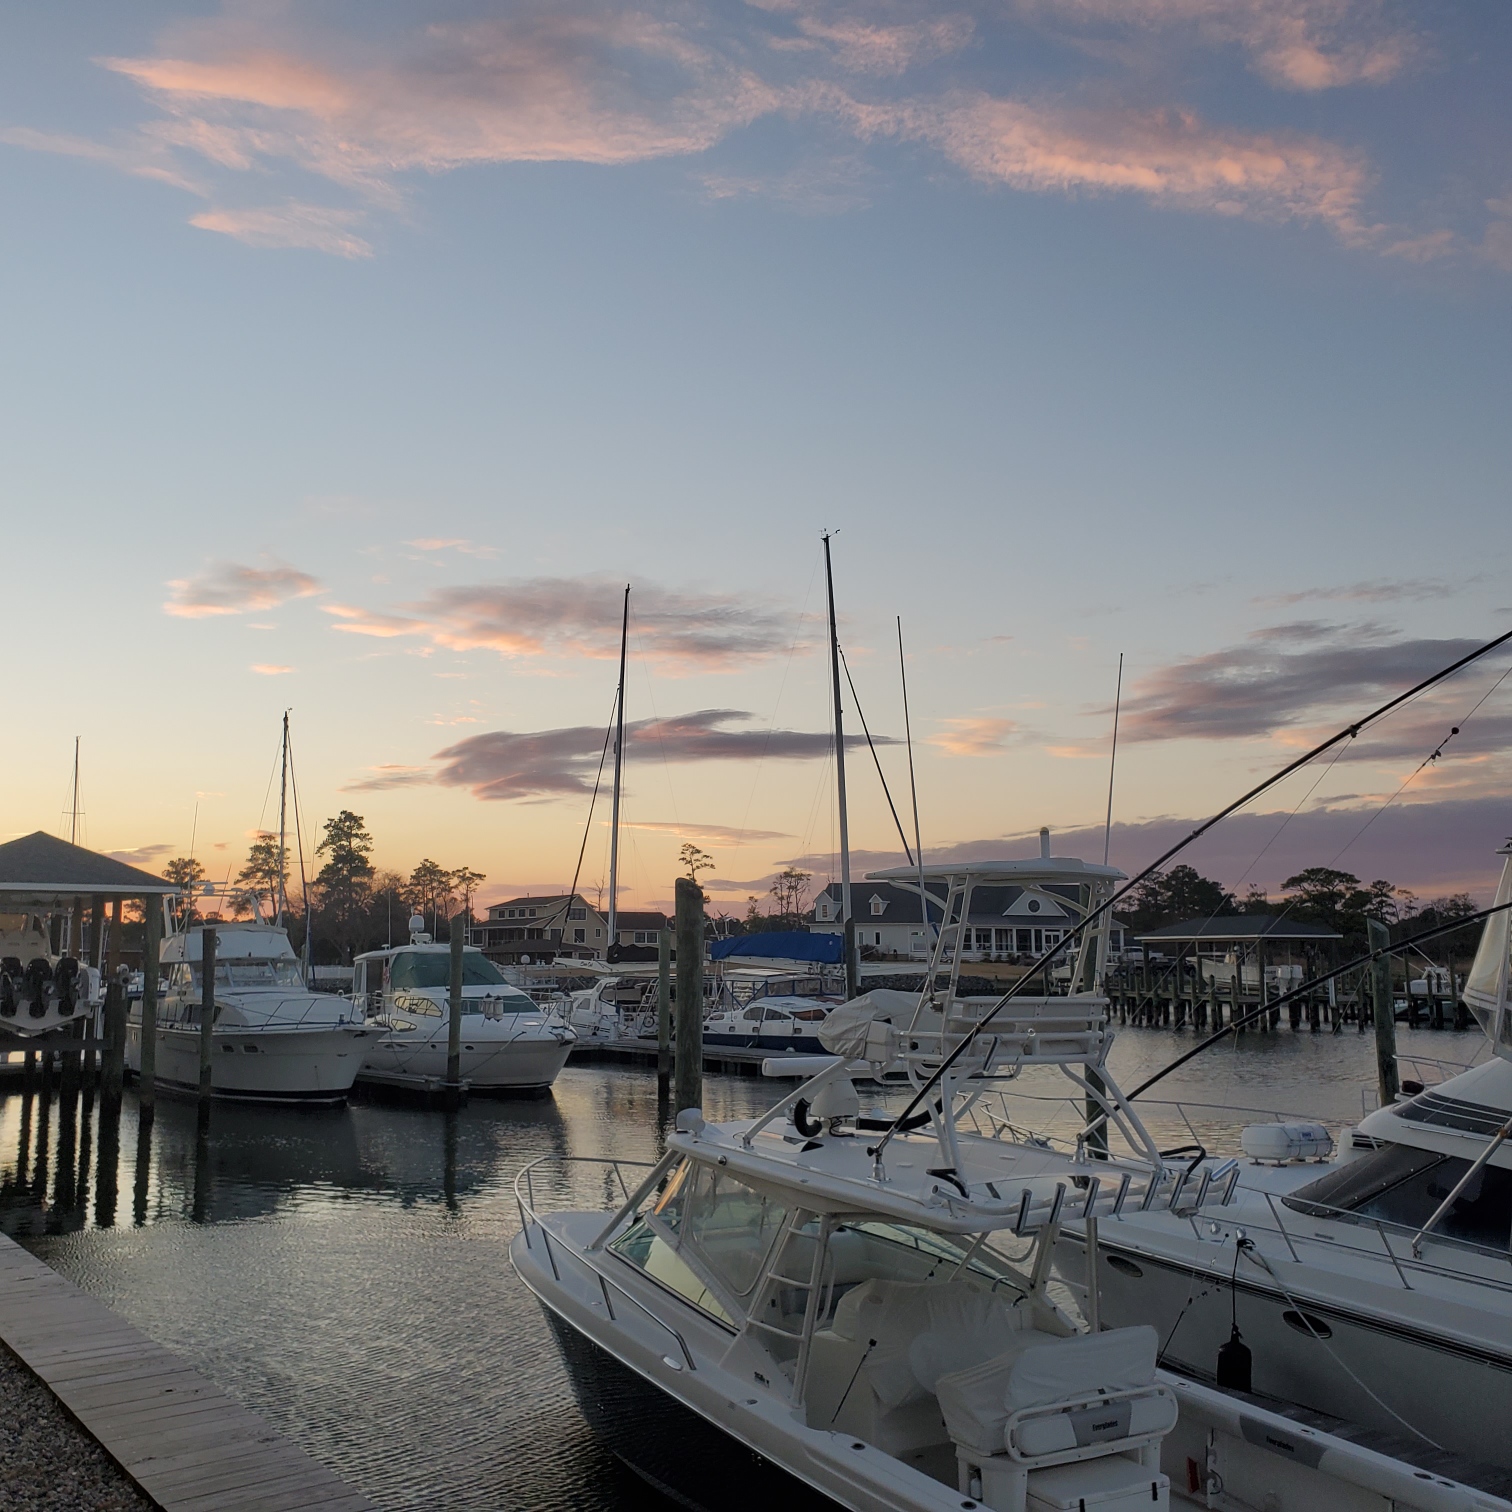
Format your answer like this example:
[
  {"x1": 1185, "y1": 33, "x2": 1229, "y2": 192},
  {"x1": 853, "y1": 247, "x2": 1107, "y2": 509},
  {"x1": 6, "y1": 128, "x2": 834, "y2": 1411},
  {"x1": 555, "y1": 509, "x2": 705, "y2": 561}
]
[{"x1": 0, "y1": 1231, "x2": 374, "y2": 1510}]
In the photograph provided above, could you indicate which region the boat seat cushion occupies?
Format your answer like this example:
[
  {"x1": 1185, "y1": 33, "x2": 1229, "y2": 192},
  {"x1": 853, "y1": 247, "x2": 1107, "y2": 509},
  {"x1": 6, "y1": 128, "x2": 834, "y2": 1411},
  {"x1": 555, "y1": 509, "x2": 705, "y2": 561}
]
[{"x1": 936, "y1": 1325, "x2": 1160, "y2": 1458}]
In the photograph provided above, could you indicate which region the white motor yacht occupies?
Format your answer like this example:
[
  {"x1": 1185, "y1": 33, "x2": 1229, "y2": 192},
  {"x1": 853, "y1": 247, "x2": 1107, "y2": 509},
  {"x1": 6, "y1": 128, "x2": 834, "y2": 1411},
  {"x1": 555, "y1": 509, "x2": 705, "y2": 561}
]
[
  {"x1": 513, "y1": 856, "x2": 1502, "y2": 1512},
  {"x1": 127, "y1": 923, "x2": 371, "y2": 1104},
  {"x1": 1056, "y1": 840, "x2": 1512, "y2": 1472},
  {"x1": 353, "y1": 920, "x2": 573, "y2": 1094}
]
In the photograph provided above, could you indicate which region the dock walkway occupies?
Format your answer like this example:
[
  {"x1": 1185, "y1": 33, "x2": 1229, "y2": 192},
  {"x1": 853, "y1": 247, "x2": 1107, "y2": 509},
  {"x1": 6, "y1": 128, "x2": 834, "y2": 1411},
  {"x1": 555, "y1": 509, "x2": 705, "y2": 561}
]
[{"x1": 0, "y1": 1231, "x2": 373, "y2": 1511}]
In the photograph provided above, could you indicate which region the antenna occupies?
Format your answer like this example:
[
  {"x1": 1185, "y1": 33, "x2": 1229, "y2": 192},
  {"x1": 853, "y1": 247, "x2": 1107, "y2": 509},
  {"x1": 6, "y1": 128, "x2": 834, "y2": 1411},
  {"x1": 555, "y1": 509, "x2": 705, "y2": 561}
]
[
  {"x1": 1103, "y1": 654, "x2": 1124, "y2": 867},
  {"x1": 607, "y1": 585, "x2": 629, "y2": 952},
  {"x1": 276, "y1": 712, "x2": 290, "y2": 925},
  {"x1": 897, "y1": 619, "x2": 933, "y2": 944},
  {"x1": 822, "y1": 534, "x2": 855, "y2": 998},
  {"x1": 70, "y1": 737, "x2": 81, "y2": 845}
]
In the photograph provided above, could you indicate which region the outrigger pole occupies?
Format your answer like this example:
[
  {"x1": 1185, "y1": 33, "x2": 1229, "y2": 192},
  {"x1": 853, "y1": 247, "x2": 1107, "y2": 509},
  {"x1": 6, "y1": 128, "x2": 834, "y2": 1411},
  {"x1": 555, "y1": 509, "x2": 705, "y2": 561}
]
[
  {"x1": 871, "y1": 623, "x2": 1512, "y2": 1160},
  {"x1": 607, "y1": 585, "x2": 629, "y2": 953},
  {"x1": 823, "y1": 534, "x2": 857, "y2": 1000}
]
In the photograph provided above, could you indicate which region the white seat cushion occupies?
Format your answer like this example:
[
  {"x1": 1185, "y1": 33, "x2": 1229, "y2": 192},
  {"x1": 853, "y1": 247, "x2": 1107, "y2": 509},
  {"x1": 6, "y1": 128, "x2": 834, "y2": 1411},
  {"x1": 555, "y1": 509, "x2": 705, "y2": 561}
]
[{"x1": 936, "y1": 1326, "x2": 1159, "y2": 1458}]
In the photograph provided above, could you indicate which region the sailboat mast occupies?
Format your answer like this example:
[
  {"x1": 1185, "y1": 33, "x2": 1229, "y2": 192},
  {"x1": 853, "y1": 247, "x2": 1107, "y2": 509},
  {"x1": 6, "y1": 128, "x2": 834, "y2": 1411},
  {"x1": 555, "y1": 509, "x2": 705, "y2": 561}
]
[
  {"x1": 607, "y1": 585, "x2": 629, "y2": 953},
  {"x1": 70, "y1": 737, "x2": 80, "y2": 845},
  {"x1": 1103, "y1": 653, "x2": 1124, "y2": 867},
  {"x1": 276, "y1": 712, "x2": 290, "y2": 925},
  {"x1": 823, "y1": 535, "x2": 856, "y2": 998}
]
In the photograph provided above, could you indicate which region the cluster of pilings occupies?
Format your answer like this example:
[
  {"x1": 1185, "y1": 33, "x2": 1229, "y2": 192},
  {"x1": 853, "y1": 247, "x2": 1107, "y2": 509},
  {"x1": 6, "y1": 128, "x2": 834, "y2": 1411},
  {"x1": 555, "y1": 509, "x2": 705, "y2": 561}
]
[{"x1": 1104, "y1": 960, "x2": 1472, "y2": 1033}]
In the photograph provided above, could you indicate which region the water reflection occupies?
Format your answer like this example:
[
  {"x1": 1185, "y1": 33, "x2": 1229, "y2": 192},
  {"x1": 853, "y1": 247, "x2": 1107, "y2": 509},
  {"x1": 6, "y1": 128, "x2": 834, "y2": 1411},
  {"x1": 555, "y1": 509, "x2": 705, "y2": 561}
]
[{"x1": 0, "y1": 1030, "x2": 1486, "y2": 1512}]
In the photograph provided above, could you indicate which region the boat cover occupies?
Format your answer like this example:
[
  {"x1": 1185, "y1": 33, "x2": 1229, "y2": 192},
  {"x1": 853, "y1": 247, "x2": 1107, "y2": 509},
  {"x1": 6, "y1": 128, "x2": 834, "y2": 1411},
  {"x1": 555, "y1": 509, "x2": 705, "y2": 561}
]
[
  {"x1": 935, "y1": 1326, "x2": 1158, "y2": 1457},
  {"x1": 710, "y1": 931, "x2": 844, "y2": 964},
  {"x1": 817, "y1": 989, "x2": 923, "y2": 1059}
]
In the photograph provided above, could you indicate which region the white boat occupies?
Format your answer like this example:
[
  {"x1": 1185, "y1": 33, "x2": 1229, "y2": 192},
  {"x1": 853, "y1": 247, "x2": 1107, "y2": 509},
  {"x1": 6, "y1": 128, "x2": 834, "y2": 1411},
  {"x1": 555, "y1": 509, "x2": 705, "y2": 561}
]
[
  {"x1": 1056, "y1": 839, "x2": 1512, "y2": 1472},
  {"x1": 513, "y1": 853, "x2": 1504, "y2": 1511},
  {"x1": 127, "y1": 923, "x2": 371, "y2": 1104},
  {"x1": 353, "y1": 920, "x2": 574, "y2": 1094},
  {"x1": 703, "y1": 973, "x2": 840, "y2": 1054},
  {"x1": 0, "y1": 908, "x2": 101, "y2": 1035}
]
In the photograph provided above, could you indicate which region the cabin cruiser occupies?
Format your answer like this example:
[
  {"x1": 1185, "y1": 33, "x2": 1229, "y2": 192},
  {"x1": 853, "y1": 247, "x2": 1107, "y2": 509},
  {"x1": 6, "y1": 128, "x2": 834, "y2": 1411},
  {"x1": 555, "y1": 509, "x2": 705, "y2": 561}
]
[
  {"x1": 127, "y1": 923, "x2": 371, "y2": 1103},
  {"x1": 1056, "y1": 839, "x2": 1512, "y2": 1472},
  {"x1": 703, "y1": 972, "x2": 844, "y2": 1055},
  {"x1": 513, "y1": 856, "x2": 1499, "y2": 1512},
  {"x1": 352, "y1": 919, "x2": 573, "y2": 1094}
]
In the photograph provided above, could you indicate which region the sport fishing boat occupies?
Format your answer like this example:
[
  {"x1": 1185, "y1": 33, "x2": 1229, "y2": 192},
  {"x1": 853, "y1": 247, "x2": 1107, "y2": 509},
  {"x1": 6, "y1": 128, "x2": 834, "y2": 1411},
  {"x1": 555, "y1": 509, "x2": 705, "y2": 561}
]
[
  {"x1": 127, "y1": 923, "x2": 371, "y2": 1103},
  {"x1": 352, "y1": 918, "x2": 574, "y2": 1094},
  {"x1": 1056, "y1": 839, "x2": 1512, "y2": 1473},
  {"x1": 513, "y1": 855, "x2": 1501, "y2": 1512}
]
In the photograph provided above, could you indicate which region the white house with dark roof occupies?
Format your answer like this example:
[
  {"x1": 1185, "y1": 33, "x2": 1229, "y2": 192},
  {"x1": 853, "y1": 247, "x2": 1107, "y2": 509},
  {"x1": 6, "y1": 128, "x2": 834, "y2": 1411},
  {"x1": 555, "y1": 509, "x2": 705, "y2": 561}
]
[{"x1": 810, "y1": 878, "x2": 1130, "y2": 961}]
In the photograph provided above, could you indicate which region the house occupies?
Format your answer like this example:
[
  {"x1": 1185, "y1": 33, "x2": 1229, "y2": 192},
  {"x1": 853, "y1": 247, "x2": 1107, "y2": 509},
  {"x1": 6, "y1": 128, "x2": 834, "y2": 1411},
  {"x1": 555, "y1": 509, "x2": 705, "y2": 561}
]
[
  {"x1": 810, "y1": 880, "x2": 1131, "y2": 962},
  {"x1": 611, "y1": 910, "x2": 668, "y2": 950},
  {"x1": 471, "y1": 893, "x2": 608, "y2": 962}
]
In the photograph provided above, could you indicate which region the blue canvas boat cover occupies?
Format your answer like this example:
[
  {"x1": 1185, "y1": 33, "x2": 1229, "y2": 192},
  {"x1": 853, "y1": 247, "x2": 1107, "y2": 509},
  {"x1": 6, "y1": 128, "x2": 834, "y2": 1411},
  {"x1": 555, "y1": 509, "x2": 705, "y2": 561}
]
[{"x1": 710, "y1": 931, "x2": 844, "y2": 964}]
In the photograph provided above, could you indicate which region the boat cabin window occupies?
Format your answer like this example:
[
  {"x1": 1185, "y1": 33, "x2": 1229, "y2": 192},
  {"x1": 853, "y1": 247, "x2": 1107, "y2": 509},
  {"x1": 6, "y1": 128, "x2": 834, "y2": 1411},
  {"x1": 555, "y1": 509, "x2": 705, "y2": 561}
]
[
  {"x1": 1285, "y1": 1142, "x2": 1512, "y2": 1252},
  {"x1": 187, "y1": 960, "x2": 301, "y2": 989},
  {"x1": 609, "y1": 1160, "x2": 791, "y2": 1320},
  {"x1": 388, "y1": 951, "x2": 509, "y2": 990}
]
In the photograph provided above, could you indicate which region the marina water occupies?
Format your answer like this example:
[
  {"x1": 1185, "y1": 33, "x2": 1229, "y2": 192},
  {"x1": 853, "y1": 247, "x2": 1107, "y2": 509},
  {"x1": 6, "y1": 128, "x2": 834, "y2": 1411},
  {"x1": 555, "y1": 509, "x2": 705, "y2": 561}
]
[{"x1": 0, "y1": 1027, "x2": 1481, "y2": 1511}]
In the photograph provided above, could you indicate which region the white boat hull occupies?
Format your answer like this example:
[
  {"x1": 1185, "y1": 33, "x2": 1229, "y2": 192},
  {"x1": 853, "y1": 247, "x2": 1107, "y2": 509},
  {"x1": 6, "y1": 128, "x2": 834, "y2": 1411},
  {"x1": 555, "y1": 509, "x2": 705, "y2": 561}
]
[
  {"x1": 358, "y1": 1031, "x2": 571, "y2": 1092},
  {"x1": 126, "y1": 1023, "x2": 369, "y2": 1103}
]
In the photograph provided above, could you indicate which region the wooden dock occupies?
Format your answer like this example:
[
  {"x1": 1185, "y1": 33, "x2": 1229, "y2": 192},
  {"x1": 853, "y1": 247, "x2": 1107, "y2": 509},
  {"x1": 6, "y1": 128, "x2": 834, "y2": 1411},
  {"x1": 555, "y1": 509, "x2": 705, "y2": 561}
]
[{"x1": 0, "y1": 1231, "x2": 374, "y2": 1511}]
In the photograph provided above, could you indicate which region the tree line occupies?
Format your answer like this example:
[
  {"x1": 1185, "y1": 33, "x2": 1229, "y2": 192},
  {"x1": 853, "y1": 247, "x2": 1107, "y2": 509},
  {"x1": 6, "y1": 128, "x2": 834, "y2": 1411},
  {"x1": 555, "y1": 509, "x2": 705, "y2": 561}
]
[{"x1": 160, "y1": 811, "x2": 486, "y2": 964}]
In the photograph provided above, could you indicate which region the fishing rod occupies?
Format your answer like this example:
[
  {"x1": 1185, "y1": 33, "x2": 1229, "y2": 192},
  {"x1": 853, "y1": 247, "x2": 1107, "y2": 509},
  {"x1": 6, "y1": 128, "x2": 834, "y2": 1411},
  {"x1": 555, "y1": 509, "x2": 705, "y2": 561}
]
[{"x1": 870, "y1": 625, "x2": 1512, "y2": 1161}]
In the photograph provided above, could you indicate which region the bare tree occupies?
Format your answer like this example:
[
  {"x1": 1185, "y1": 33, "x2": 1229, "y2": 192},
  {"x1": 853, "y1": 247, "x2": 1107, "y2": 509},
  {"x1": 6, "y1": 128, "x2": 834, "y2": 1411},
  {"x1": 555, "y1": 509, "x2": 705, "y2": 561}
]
[{"x1": 768, "y1": 867, "x2": 812, "y2": 928}]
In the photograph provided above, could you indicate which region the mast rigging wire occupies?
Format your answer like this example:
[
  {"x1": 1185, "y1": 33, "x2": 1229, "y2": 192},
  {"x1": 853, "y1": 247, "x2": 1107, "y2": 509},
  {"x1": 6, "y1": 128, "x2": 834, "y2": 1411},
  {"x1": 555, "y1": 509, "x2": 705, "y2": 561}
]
[
  {"x1": 837, "y1": 644, "x2": 914, "y2": 866},
  {"x1": 870, "y1": 624, "x2": 1512, "y2": 1159}
]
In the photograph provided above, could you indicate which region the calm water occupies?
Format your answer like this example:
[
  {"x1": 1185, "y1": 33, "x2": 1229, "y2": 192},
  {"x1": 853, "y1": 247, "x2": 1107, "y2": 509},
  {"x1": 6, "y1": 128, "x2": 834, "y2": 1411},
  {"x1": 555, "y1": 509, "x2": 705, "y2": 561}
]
[{"x1": 0, "y1": 1025, "x2": 1489, "y2": 1510}]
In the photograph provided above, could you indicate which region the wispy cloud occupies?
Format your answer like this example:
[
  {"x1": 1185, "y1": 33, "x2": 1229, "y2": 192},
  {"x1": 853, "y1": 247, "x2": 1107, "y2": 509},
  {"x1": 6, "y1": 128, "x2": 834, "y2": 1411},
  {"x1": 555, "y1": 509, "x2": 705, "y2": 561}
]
[
  {"x1": 1122, "y1": 622, "x2": 1498, "y2": 741},
  {"x1": 1013, "y1": 0, "x2": 1415, "y2": 92},
  {"x1": 623, "y1": 819, "x2": 792, "y2": 844},
  {"x1": 106, "y1": 843, "x2": 175, "y2": 866},
  {"x1": 929, "y1": 716, "x2": 1019, "y2": 755},
  {"x1": 190, "y1": 201, "x2": 372, "y2": 257},
  {"x1": 165, "y1": 560, "x2": 322, "y2": 618},
  {"x1": 349, "y1": 709, "x2": 883, "y2": 800},
  {"x1": 1256, "y1": 577, "x2": 1465, "y2": 606},
  {"x1": 844, "y1": 94, "x2": 1377, "y2": 244},
  {"x1": 325, "y1": 577, "x2": 795, "y2": 670},
  {"x1": 250, "y1": 663, "x2": 294, "y2": 676}
]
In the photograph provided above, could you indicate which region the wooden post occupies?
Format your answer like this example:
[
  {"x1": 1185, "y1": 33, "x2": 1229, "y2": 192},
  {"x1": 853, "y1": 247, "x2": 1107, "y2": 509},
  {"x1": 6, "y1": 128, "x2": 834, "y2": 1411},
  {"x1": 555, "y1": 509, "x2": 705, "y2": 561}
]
[
  {"x1": 446, "y1": 911, "x2": 465, "y2": 1107},
  {"x1": 1368, "y1": 919, "x2": 1400, "y2": 1107},
  {"x1": 107, "y1": 897, "x2": 123, "y2": 978},
  {"x1": 89, "y1": 895, "x2": 105, "y2": 969},
  {"x1": 198, "y1": 926, "x2": 216, "y2": 1118},
  {"x1": 101, "y1": 981, "x2": 125, "y2": 1101},
  {"x1": 674, "y1": 878, "x2": 703, "y2": 1115},
  {"x1": 139, "y1": 895, "x2": 160, "y2": 1122},
  {"x1": 657, "y1": 927, "x2": 672, "y2": 1101}
]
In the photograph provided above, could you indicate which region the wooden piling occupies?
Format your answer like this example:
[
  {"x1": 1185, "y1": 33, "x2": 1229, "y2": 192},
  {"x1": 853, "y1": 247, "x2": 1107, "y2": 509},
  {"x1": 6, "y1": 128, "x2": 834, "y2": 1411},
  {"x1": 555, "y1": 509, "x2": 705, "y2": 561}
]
[
  {"x1": 139, "y1": 894, "x2": 160, "y2": 1120},
  {"x1": 1368, "y1": 919, "x2": 1399, "y2": 1107},
  {"x1": 674, "y1": 877, "x2": 703, "y2": 1115},
  {"x1": 197, "y1": 926, "x2": 216, "y2": 1119},
  {"x1": 101, "y1": 980, "x2": 126, "y2": 1102},
  {"x1": 656, "y1": 927, "x2": 671, "y2": 1101},
  {"x1": 446, "y1": 911, "x2": 465, "y2": 1107}
]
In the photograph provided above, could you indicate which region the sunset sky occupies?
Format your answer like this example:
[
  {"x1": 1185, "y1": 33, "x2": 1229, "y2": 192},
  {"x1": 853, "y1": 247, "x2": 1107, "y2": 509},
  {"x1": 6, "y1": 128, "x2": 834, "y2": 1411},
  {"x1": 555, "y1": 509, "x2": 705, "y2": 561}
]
[{"x1": 3, "y1": 0, "x2": 1509, "y2": 914}]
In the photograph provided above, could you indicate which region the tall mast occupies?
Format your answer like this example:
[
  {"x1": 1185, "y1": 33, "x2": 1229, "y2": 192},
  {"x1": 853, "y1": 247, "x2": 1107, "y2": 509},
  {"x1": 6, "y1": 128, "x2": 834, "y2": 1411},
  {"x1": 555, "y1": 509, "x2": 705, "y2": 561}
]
[
  {"x1": 897, "y1": 619, "x2": 932, "y2": 945},
  {"x1": 1103, "y1": 654, "x2": 1124, "y2": 867},
  {"x1": 823, "y1": 534, "x2": 856, "y2": 998},
  {"x1": 607, "y1": 585, "x2": 629, "y2": 952},
  {"x1": 70, "y1": 737, "x2": 80, "y2": 845},
  {"x1": 276, "y1": 712, "x2": 290, "y2": 925}
]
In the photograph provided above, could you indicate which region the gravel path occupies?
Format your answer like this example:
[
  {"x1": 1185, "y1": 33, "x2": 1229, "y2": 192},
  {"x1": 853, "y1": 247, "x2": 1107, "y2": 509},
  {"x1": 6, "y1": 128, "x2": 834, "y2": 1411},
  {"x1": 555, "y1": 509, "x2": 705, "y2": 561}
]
[{"x1": 0, "y1": 1347, "x2": 151, "y2": 1512}]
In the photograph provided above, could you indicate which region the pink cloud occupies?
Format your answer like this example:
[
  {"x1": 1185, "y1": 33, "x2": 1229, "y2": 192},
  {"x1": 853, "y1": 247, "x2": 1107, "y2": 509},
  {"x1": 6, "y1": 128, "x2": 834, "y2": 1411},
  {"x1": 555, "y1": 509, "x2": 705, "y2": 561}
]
[
  {"x1": 190, "y1": 201, "x2": 372, "y2": 256},
  {"x1": 250, "y1": 663, "x2": 294, "y2": 676},
  {"x1": 929, "y1": 716, "x2": 1019, "y2": 755},
  {"x1": 846, "y1": 94, "x2": 1375, "y2": 242},
  {"x1": 165, "y1": 561, "x2": 322, "y2": 617},
  {"x1": 793, "y1": 15, "x2": 974, "y2": 76}
]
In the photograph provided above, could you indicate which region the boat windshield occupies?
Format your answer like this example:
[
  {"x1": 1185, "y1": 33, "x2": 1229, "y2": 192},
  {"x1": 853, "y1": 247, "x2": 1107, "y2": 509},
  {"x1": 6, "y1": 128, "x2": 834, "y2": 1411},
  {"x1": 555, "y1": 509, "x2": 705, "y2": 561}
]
[
  {"x1": 189, "y1": 960, "x2": 303, "y2": 989},
  {"x1": 1285, "y1": 1141, "x2": 1512, "y2": 1252},
  {"x1": 389, "y1": 951, "x2": 510, "y2": 990}
]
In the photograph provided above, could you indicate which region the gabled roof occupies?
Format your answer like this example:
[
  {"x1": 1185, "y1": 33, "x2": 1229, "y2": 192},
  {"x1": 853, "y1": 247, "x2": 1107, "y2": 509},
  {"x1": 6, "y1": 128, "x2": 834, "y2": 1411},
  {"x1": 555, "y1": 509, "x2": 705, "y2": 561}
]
[
  {"x1": 614, "y1": 911, "x2": 667, "y2": 931},
  {"x1": 0, "y1": 832, "x2": 176, "y2": 898},
  {"x1": 486, "y1": 892, "x2": 595, "y2": 917},
  {"x1": 1136, "y1": 914, "x2": 1341, "y2": 943}
]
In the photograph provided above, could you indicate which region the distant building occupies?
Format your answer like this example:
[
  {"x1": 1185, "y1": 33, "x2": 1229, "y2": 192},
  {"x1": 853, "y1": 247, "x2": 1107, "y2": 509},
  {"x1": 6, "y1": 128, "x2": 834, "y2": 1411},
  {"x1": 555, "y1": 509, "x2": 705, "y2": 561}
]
[
  {"x1": 810, "y1": 880, "x2": 1131, "y2": 961},
  {"x1": 612, "y1": 910, "x2": 668, "y2": 949},
  {"x1": 471, "y1": 893, "x2": 607, "y2": 962}
]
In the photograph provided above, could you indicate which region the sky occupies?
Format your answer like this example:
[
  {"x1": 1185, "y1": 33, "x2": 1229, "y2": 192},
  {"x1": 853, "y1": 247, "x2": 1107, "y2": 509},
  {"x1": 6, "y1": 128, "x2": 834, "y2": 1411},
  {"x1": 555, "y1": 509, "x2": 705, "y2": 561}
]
[{"x1": 2, "y1": 0, "x2": 1510, "y2": 916}]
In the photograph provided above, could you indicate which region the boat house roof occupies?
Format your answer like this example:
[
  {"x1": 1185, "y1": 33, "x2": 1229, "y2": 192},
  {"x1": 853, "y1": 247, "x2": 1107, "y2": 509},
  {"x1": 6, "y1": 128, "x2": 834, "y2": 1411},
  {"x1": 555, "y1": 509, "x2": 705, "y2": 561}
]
[
  {"x1": 0, "y1": 831, "x2": 176, "y2": 902},
  {"x1": 1136, "y1": 914, "x2": 1341, "y2": 944}
]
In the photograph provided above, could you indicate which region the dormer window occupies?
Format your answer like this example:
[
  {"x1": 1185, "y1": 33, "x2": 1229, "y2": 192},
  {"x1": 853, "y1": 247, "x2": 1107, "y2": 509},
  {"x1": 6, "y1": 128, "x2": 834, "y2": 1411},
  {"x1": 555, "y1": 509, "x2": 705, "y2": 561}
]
[
  {"x1": 870, "y1": 895, "x2": 887, "y2": 917},
  {"x1": 816, "y1": 901, "x2": 831, "y2": 920}
]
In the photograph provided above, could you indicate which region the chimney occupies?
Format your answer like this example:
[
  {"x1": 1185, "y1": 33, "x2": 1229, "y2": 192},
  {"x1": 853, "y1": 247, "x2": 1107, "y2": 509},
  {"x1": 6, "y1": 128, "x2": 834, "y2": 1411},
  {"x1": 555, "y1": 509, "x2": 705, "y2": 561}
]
[{"x1": 1039, "y1": 827, "x2": 1051, "y2": 860}]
